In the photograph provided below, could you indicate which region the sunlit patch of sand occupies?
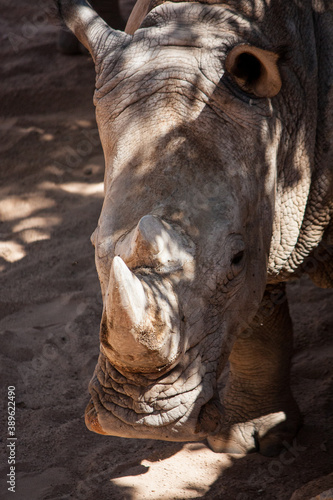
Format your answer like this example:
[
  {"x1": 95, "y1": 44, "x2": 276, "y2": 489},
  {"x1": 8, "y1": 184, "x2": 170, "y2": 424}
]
[
  {"x1": 0, "y1": 240, "x2": 26, "y2": 262},
  {"x1": 0, "y1": 195, "x2": 55, "y2": 221},
  {"x1": 110, "y1": 443, "x2": 235, "y2": 499},
  {"x1": 59, "y1": 181, "x2": 104, "y2": 196},
  {"x1": 18, "y1": 228, "x2": 50, "y2": 244},
  {"x1": 38, "y1": 181, "x2": 104, "y2": 196},
  {"x1": 12, "y1": 216, "x2": 61, "y2": 232}
]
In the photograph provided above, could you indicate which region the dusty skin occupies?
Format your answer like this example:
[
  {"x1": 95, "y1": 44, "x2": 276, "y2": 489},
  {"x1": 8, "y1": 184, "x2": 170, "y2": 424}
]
[{"x1": 0, "y1": 1, "x2": 332, "y2": 499}]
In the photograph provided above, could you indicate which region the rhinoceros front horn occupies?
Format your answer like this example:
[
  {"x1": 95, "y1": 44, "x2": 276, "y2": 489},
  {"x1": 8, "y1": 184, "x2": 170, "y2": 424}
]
[
  {"x1": 57, "y1": 0, "x2": 129, "y2": 62},
  {"x1": 107, "y1": 256, "x2": 147, "y2": 333},
  {"x1": 102, "y1": 255, "x2": 182, "y2": 372}
]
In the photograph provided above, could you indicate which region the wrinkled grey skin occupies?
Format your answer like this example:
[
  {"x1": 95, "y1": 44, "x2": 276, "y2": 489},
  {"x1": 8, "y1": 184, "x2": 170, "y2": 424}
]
[{"x1": 58, "y1": 0, "x2": 333, "y2": 455}]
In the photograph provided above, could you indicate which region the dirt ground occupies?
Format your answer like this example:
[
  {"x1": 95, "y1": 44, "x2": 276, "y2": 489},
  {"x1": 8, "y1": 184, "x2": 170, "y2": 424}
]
[{"x1": 0, "y1": 2, "x2": 332, "y2": 499}]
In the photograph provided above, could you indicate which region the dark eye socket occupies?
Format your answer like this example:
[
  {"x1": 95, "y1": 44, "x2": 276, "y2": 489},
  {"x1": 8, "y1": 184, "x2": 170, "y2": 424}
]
[{"x1": 231, "y1": 250, "x2": 244, "y2": 266}]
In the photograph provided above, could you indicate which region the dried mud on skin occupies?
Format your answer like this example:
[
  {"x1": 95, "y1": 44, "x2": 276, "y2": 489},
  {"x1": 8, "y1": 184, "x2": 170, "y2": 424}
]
[{"x1": 0, "y1": 2, "x2": 332, "y2": 499}]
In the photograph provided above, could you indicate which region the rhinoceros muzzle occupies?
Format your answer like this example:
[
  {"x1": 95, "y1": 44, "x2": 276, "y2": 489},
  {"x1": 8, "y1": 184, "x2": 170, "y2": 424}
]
[{"x1": 84, "y1": 214, "x2": 226, "y2": 440}]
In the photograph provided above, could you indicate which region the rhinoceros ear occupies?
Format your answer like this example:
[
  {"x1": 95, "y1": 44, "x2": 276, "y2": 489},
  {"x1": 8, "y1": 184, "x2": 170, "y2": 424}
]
[
  {"x1": 125, "y1": 0, "x2": 150, "y2": 35},
  {"x1": 57, "y1": 0, "x2": 128, "y2": 63},
  {"x1": 225, "y1": 44, "x2": 282, "y2": 98}
]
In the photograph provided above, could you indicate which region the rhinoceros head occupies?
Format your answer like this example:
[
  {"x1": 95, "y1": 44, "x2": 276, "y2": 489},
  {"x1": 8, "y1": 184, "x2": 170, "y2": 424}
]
[{"x1": 59, "y1": 0, "x2": 294, "y2": 442}]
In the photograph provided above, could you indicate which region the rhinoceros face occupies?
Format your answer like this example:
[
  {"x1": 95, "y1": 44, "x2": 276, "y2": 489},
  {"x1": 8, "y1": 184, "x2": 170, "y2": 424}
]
[{"x1": 60, "y1": 0, "x2": 283, "y2": 441}]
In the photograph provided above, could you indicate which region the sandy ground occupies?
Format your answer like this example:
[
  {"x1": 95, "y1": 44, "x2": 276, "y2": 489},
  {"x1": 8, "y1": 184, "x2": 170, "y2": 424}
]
[{"x1": 0, "y1": 2, "x2": 332, "y2": 499}]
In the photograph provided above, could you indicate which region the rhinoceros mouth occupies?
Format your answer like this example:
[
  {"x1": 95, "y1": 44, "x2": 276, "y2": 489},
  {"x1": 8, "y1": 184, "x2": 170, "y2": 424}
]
[
  {"x1": 84, "y1": 347, "x2": 219, "y2": 441},
  {"x1": 85, "y1": 400, "x2": 109, "y2": 435}
]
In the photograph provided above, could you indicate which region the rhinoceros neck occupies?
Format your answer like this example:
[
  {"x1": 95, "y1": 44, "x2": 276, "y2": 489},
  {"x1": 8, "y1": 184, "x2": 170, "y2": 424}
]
[{"x1": 267, "y1": 6, "x2": 333, "y2": 283}]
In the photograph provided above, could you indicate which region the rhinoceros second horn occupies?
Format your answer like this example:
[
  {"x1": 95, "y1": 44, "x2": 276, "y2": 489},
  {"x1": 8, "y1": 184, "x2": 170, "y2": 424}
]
[{"x1": 115, "y1": 214, "x2": 195, "y2": 271}]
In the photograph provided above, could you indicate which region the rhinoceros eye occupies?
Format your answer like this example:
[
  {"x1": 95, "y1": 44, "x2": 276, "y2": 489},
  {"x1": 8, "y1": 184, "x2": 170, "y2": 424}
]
[{"x1": 225, "y1": 44, "x2": 282, "y2": 98}]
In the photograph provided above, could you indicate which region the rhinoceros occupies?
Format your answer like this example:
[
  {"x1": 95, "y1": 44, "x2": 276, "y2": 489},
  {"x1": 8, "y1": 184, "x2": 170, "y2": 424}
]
[{"x1": 57, "y1": 0, "x2": 333, "y2": 455}]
